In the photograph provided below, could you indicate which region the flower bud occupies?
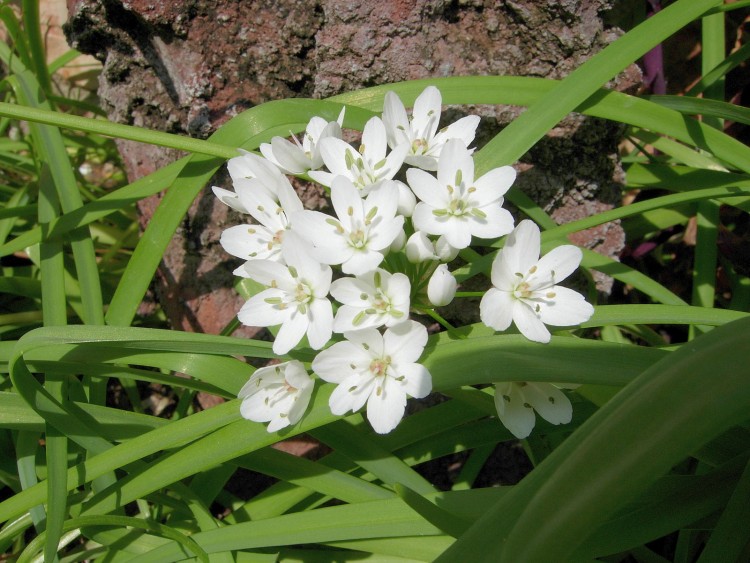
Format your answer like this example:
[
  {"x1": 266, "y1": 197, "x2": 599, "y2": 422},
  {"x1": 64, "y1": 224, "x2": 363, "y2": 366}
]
[
  {"x1": 406, "y1": 231, "x2": 436, "y2": 263},
  {"x1": 427, "y1": 264, "x2": 457, "y2": 307},
  {"x1": 389, "y1": 228, "x2": 407, "y2": 252},
  {"x1": 434, "y1": 236, "x2": 459, "y2": 262},
  {"x1": 394, "y1": 180, "x2": 417, "y2": 217}
]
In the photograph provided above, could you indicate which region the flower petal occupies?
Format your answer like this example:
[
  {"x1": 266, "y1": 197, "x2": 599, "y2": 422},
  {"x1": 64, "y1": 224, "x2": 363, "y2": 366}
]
[
  {"x1": 523, "y1": 382, "x2": 573, "y2": 426},
  {"x1": 480, "y1": 288, "x2": 514, "y2": 332},
  {"x1": 437, "y1": 139, "x2": 474, "y2": 187},
  {"x1": 393, "y1": 362, "x2": 432, "y2": 399},
  {"x1": 472, "y1": 165, "x2": 516, "y2": 200},
  {"x1": 494, "y1": 383, "x2": 536, "y2": 439},
  {"x1": 366, "y1": 378, "x2": 407, "y2": 434},
  {"x1": 531, "y1": 245, "x2": 583, "y2": 288},
  {"x1": 512, "y1": 301, "x2": 551, "y2": 344},
  {"x1": 313, "y1": 342, "x2": 368, "y2": 383},
  {"x1": 502, "y1": 220, "x2": 540, "y2": 276},
  {"x1": 238, "y1": 290, "x2": 290, "y2": 327},
  {"x1": 537, "y1": 286, "x2": 594, "y2": 327},
  {"x1": 383, "y1": 320, "x2": 427, "y2": 365},
  {"x1": 306, "y1": 298, "x2": 333, "y2": 350},
  {"x1": 329, "y1": 372, "x2": 375, "y2": 415},
  {"x1": 273, "y1": 309, "x2": 309, "y2": 355}
]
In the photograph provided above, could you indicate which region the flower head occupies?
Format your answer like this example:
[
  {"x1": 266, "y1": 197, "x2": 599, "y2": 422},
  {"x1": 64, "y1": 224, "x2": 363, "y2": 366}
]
[
  {"x1": 408, "y1": 139, "x2": 515, "y2": 249},
  {"x1": 383, "y1": 86, "x2": 480, "y2": 171},
  {"x1": 330, "y1": 268, "x2": 410, "y2": 333},
  {"x1": 479, "y1": 220, "x2": 594, "y2": 343},
  {"x1": 291, "y1": 177, "x2": 404, "y2": 275},
  {"x1": 238, "y1": 232, "x2": 333, "y2": 355},
  {"x1": 260, "y1": 109, "x2": 345, "y2": 174},
  {"x1": 239, "y1": 361, "x2": 314, "y2": 432},
  {"x1": 218, "y1": 173, "x2": 303, "y2": 268},
  {"x1": 309, "y1": 117, "x2": 408, "y2": 194},
  {"x1": 312, "y1": 320, "x2": 432, "y2": 434},
  {"x1": 493, "y1": 381, "x2": 573, "y2": 439}
]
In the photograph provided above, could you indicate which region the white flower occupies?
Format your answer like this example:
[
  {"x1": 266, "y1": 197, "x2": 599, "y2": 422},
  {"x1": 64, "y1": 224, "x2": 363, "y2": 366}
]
[
  {"x1": 405, "y1": 232, "x2": 458, "y2": 263},
  {"x1": 237, "y1": 232, "x2": 333, "y2": 355},
  {"x1": 219, "y1": 174, "x2": 303, "y2": 268},
  {"x1": 312, "y1": 320, "x2": 432, "y2": 434},
  {"x1": 427, "y1": 264, "x2": 457, "y2": 307},
  {"x1": 479, "y1": 220, "x2": 594, "y2": 344},
  {"x1": 291, "y1": 177, "x2": 404, "y2": 275},
  {"x1": 382, "y1": 86, "x2": 480, "y2": 171},
  {"x1": 227, "y1": 149, "x2": 287, "y2": 188},
  {"x1": 212, "y1": 149, "x2": 296, "y2": 213},
  {"x1": 330, "y1": 268, "x2": 410, "y2": 333},
  {"x1": 309, "y1": 116, "x2": 408, "y2": 194},
  {"x1": 493, "y1": 381, "x2": 573, "y2": 439},
  {"x1": 260, "y1": 109, "x2": 345, "y2": 174},
  {"x1": 239, "y1": 361, "x2": 314, "y2": 432},
  {"x1": 408, "y1": 139, "x2": 515, "y2": 249}
]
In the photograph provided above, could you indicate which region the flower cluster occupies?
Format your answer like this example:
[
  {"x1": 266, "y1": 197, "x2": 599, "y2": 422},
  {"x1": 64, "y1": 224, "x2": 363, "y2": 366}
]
[{"x1": 219, "y1": 86, "x2": 594, "y2": 437}]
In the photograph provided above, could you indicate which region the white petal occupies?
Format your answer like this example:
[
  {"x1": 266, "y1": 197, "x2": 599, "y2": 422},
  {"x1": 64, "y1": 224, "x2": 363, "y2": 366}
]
[
  {"x1": 333, "y1": 304, "x2": 382, "y2": 332},
  {"x1": 342, "y1": 250, "x2": 384, "y2": 276},
  {"x1": 382, "y1": 91, "x2": 411, "y2": 147},
  {"x1": 532, "y1": 245, "x2": 583, "y2": 288},
  {"x1": 276, "y1": 176, "x2": 304, "y2": 214},
  {"x1": 331, "y1": 176, "x2": 365, "y2": 231},
  {"x1": 406, "y1": 168, "x2": 447, "y2": 208},
  {"x1": 240, "y1": 391, "x2": 276, "y2": 422},
  {"x1": 494, "y1": 383, "x2": 536, "y2": 439},
  {"x1": 306, "y1": 298, "x2": 333, "y2": 350},
  {"x1": 437, "y1": 139, "x2": 474, "y2": 188},
  {"x1": 308, "y1": 169, "x2": 335, "y2": 187},
  {"x1": 212, "y1": 186, "x2": 250, "y2": 213},
  {"x1": 393, "y1": 362, "x2": 432, "y2": 399},
  {"x1": 480, "y1": 288, "x2": 514, "y2": 332},
  {"x1": 380, "y1": 142, "x2": 409, "y2": 181},
  {"x1": 319, "y1": 137, "x2": 358, "y2": 178},
  {"x1": 512, "y1": 301, "x2": 551, "y2": 344},
  {"x1": 344, "y1": 328, "x2": 385, "y2": 358},
  {"x1": 220, "y1": 224, "x2": 275, "y2": 260},
  {"x1": 411, "y1": 202, "x2": 448, "y2": 239},
  {"x1": 472, "y1": 166, "x2": 516, "y2": 201},
  {"x1": 273, "y1": 309, "x2": 309, "y2": 355},
  {"x1": 523, "y1": 382, "x2": 573, "y2": 426},
  {"x1": 313, "y1": 342, "x2": 368, "y2": 383},
  {"x1": 366, "y1": 378, "x2": 407, "y2": 434},
  {"x1": 383, "y1": 321, "x2": 427, "y2": 365},
  {"x1": 330, "y1": 276, "x2": 373, "y2": 305},
  {"x1": 466, "y1": 205, "x2": 515, "y2": 241},
  {"x1": 361, "y1": 117, "x2": 388, "y2": 162},
  {"x1": 440, "y1": 115, "x2": 480, "y2": 147},
  {"x1": 366, "y1": 216, "x2": 404, "y2": 252},
  {"x1": 440, "y1": 218, "x2": 473, "y2": 249},
  {"x1": 503, "y1": 220, "x2": 541, "y2": 276},
  {"x1": 241, "y1": 259, "x2": 292, "y2": 289},
  {"x1": 238, "y1": 290, "x2": 290, "y2": 327},
  {"x1": 412, "y1": 86, "x2": 442, "y2": 141},
  {"x1": 537, "y1": 286, "x2": 594, "y2": 327},
  {"x1": 286, "y1": 382, "x2": 314, "y2": 426},
  {"x1": 329, "y1": 372, "x2": 376, "y2": 415},
  {"x1": 269, "y1": 137, "x2": 310, "y2": 174},
  {"x1": 404, "y1": 154, "x2": 439, "y2": 171},
  {"x1": 489, "y1": 249, "x2": 517, "y2": 292},
  {"x1": 284, "y1": 361, "x2": 314, "y2": 391}
]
